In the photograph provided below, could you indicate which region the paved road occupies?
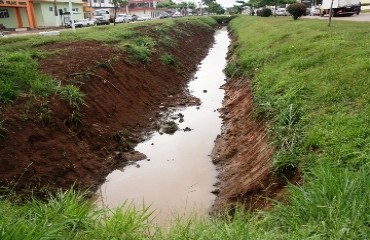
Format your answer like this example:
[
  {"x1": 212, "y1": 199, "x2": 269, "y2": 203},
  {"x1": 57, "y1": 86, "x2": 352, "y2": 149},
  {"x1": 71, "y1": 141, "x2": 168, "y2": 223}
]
[{"x1": 303, "y1": 13, "x2": 370, "y2": 22}]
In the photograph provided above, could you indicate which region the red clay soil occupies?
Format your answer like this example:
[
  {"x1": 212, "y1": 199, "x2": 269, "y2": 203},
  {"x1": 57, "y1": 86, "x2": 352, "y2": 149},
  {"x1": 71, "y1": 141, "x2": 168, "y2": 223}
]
[
  {"x1": 211, "y1": 77, "x2": 290, "y2": 211},
  {"x1": 0, "y1": 22, "x2": 215, "y2": 198}
]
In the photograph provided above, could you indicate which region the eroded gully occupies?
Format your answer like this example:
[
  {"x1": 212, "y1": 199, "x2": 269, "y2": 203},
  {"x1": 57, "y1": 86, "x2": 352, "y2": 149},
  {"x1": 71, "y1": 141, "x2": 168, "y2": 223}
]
[{"x1": 96, "y1": 28, "x2": 230, "y2": 225}]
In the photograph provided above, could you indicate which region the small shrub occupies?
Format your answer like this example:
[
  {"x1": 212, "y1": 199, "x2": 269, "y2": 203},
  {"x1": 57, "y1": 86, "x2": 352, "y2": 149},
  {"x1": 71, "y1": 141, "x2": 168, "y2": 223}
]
[
  {"x1": 224, "y1": 62, "x2": 242, "y2": 77},
  {"x1": 123, "y1": 43, "x2": 151, "y2": 64},
  {"x1": 160, "y1": 54, "x2": 176, "y2": 67},
  {"x1": 58, "y1": 85, "x2": 86, "y2": 110},
  {"x1": 0, "y1": 79, "x2": 17, "y2": 102},
  {"x1": 287, "y1": 3, "x2": 306, "y2": 20},
  {"x1": 260, "y1": 8, "x2": 272, "y2": 17}
]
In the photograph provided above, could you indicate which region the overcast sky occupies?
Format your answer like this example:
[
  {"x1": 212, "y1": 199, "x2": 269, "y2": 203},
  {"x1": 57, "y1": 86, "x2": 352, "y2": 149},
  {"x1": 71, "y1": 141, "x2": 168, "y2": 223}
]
[{"x1": 216, "y1": 0, "x2": 236, "y2": 8}]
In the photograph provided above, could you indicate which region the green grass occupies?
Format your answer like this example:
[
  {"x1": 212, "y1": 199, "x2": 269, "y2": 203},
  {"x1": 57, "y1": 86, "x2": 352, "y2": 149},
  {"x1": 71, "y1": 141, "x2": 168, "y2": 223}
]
[
  {"x1": 225, "y1": 15, "x2": 370, "y2": 238},
  {"x1": 0, "y1": 189, "x2": 154, "y2": 240},
  {"x1": 228, "y1": 16, "x2": 370, "y2": 172},
  {"x1": 160, "y1": 53, "x2": 176, "y2": 67},
  {"x1": 2, "y1": 16, "x2": 369, "y2": 239}
]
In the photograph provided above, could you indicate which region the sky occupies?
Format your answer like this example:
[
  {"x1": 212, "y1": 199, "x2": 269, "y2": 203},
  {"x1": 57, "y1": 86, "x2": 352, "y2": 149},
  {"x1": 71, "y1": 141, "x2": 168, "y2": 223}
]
[{"x1": 216, "y1": 0, "x2": 236, "y2": 8}]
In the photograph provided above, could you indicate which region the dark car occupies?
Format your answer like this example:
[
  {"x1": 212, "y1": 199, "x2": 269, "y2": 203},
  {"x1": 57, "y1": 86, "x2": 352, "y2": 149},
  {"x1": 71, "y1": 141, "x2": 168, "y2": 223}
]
[
  {"x1": 353, "y1": 4, "x2": 361, "y2": 15},
  {"x1": 131, "y1": 14, "x2": 138, "y2": 21},
  {"x1": 159, "y1": 12, "x2": 170, "y2": 19}
]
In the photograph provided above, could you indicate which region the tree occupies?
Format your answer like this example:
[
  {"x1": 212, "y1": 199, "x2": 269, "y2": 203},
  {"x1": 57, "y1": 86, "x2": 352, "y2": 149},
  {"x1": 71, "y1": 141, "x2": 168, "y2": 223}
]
[
  {"x1": 203, "y1": 0, "x2": 216, "y2": 4},
  {"x1": 157, "y1": 0, "x2": 178, "y2": 10},
  {"x1": 120, "y1": 0, "x2": 129, "y2": 14},
  {"x1": 112, "y1": 0, "x2": 123, "y2": 25},
  {"x1": 236, "y1": 0, "x2": 295, "y2": 16},
  {"x1": 208, "y1": 2, "x2": 225, "y2": 14},
  {"x1": 187, "y1": 2, "x2": 196, "y2": 11}
]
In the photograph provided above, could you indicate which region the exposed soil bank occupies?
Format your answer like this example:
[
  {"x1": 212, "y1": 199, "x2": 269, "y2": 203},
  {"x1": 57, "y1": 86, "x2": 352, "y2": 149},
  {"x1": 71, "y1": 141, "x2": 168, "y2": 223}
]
[
  {"x1": 211, "y1": 76, "x2": 287, "y2": 211},
  {"x1": 0, "y1": 22, "x2": 215, "y2": 197}
]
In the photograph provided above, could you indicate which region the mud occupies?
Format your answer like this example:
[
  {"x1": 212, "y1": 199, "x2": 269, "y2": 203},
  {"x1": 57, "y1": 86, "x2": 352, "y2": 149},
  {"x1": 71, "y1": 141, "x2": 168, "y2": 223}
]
[
  {"x1": 0, "y1": 22, "x2": 215, "y2": 197},
  {"x1": 211, "y1": 76, "x2": 292, "y2": 211}
]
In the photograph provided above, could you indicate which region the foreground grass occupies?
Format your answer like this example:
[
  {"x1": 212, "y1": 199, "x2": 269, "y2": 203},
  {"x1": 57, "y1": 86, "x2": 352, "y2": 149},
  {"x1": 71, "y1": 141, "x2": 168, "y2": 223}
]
[
  {"x1": 1, "y1": 16, "x2": 369, "y2": 239},
  {"x1": 226, "y1": 16, "x2": 370, "y2": 238}
]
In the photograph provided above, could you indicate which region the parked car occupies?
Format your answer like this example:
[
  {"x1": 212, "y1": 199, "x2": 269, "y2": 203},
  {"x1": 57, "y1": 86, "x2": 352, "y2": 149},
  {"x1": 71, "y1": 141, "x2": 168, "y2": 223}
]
[
  {"x1": 171, "y1": 12, "x2": 182, "y2": 18},
  {"x1": 310, "y1": 6, "x2": 321, "y2": 16},
  {"x1": 131, "y1": 14, "x2": 139, "y2": 21},
  {"x1": 66, "y1": 19, "x2": 95, "y2": 28},
  {"x1": 159, "y1": 12, "x2": 170, "y2": 19},
  {"x1": 137, "y1": 15, "x2": 151, "y2": 21},
  {"x1": 115, "y1": 14, "x2": 131, "y2": 23},
  {"x1": 276, "y1": 8, "x2": 289, "y2": 16}
]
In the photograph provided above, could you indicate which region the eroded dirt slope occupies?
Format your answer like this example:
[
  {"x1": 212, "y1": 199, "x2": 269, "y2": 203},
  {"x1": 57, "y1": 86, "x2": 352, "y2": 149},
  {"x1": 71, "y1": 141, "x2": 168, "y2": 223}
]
[
  {"x1": 0, "y1": 22, "x2": 215, "y2": 197},
  {"x1": 212, "y1": 77, "x2": 288, "y2": 211}
]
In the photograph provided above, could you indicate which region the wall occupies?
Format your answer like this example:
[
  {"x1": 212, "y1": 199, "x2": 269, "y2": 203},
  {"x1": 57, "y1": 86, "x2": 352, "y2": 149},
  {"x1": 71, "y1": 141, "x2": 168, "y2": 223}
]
[
  {"x1": 0, "y1": 8, "x2": 17, "y2": 28},
  {"x1": 34, "y1": 2, "x2": 83, "y2": 27},
  {"x1": 20, "y1": 7, "x2": 29, "y2": 27}
]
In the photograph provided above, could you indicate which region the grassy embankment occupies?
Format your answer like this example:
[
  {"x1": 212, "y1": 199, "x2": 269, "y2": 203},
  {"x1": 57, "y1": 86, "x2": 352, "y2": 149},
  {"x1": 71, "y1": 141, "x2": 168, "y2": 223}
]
[
  {"x1": 1, "y1": 16, "x2": 369, "y2": 239},
  {"x1": 0, "y1": 17, "x2": 216, "y2": 130}
]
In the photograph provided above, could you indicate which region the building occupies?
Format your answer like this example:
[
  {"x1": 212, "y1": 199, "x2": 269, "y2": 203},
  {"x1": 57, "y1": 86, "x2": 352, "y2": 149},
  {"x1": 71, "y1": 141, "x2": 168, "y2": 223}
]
[
  {"x1": 0, "y1": 0, "x2": 84, "y2": 29},
  {"x1": 86, "y1": 0, "x2": 163, "y2": 18},
  {"x1": 128, "y1": 0, "x2": 161, "y2": 18},
  {"x1": 0, "y1": 0, "x2": 165, "y2": 29}
]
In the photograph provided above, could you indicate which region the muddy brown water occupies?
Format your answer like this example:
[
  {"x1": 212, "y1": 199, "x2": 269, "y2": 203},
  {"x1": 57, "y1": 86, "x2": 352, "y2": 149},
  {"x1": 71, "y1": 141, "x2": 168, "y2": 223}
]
[{"x1": 96, "y1": 28, "x2": 230, "y2": 225}]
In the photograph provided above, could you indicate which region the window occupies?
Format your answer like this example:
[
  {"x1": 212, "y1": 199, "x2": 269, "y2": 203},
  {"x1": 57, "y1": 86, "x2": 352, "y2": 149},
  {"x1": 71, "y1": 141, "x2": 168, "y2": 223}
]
[
  {"x1": 49, "y1": 7, "x2": 53, "y2": 12},
  {"x1": 0, "y1": 9, "x2": 9, "y2": 19}
]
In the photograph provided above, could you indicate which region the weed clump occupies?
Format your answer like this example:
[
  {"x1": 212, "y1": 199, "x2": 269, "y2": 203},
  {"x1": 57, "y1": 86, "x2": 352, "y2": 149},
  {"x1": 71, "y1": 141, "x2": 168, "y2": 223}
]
[{"x1": 160, "y1": 53, "x2": 176, "y2": 67}]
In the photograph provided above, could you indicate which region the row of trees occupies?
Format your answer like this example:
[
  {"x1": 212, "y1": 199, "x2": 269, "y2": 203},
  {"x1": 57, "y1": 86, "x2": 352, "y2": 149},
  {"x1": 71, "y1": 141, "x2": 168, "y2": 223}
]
[
  {"x1": 157, "y1": 0, "x2": 225, "y2": 15},
  {"x1": 110, "y1": 0, "x2": 226, "y2": 26},
  {"x1": 233, "y1": 0, "x2": 295, "y2": 14},
  {"x1": 234, "y1": 0, "x2": 311, "y2": 20}
]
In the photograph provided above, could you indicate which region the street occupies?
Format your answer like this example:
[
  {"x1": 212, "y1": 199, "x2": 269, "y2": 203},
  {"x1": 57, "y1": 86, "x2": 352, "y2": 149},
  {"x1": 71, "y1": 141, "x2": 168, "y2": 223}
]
[{"x1": 303, "y1": 12, "x2": 370, "y2": 22}]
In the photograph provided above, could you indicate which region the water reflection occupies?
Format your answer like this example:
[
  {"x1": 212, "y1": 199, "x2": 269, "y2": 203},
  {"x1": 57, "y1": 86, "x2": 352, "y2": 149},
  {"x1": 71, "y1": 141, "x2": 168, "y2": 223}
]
[{"x1": 97, "y1": 28, "x2": 230, "y2": 225}]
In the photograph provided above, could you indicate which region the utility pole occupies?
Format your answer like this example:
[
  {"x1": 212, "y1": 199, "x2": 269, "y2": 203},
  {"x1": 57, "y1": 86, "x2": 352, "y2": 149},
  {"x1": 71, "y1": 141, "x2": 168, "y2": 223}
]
[
  {"x1": 68, "y1": 0, "x2": 76, "y2": 32},
  {"x1": 328, "y1": 0, "x2": 334, "y2": 27}
]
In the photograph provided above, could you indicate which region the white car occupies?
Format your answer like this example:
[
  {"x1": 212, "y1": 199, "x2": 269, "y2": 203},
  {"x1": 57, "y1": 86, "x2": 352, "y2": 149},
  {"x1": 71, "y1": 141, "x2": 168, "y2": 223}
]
[
  {"x1": 74, "y1": 19, "x2": 96, "y2": 27},
  {"x1": 66, "y1": 19, "x2": 94, "y2": 28},
  {"x1": 115, "y1": 14, "x2": 131, "y2": 23},
  {"x1": 137, "y1": 15, "x2": 152, "y2": 21},
  {"x1": 172, "y1": 12, "x2": 182, "y2": 18},
  {"x1": 310, "y1": 6, "x2": 321, "y2": 16},
  {"x1": 276, "y1": 8, "x2": 289, "y2": 16}
]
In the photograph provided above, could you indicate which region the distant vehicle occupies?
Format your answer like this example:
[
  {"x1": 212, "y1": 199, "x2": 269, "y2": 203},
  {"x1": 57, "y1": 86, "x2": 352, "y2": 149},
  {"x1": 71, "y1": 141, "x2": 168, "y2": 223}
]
[
  {"x1": 172, "y1": 12, "x2": 181, "y2": 18},
  {"x1": 115, "y1": 14, "x2": 131, "y2": 23},
  {"x1": 65, "y1": 19, "x2": 95, "y2": 28},
  {"x1": 93, "y1": 9, "x2": 113, "y2": 25},
  {"x1": 276, "y1": 8, "x2": 289, "y2": 16},
  {"x1": 320, "y1": 0, "x2": 361, "y2": 16},
  {"x1": 310, "y1": 6, "x2": 321, "y2": 16},
  {"x1": 131, "y1": 14, "x2": 139, "y2": 21},
  {"x1": 137, "y1": 15, "x2": 152, "y2": 21},
  {"x1": 159, "y1": 12, "x2": 170, "y2": 19}
]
